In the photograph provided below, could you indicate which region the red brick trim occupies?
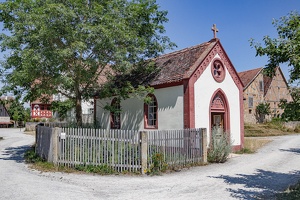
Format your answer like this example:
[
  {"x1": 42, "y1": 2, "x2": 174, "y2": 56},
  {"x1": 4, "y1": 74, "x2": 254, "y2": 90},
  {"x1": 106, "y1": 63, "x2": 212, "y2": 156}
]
[
  {"x1": 232, "y1": 145, "x2": 243, "y2": 152},
  {"x1": 183, "y1": 79, "x2": 195, "y2": 128}
]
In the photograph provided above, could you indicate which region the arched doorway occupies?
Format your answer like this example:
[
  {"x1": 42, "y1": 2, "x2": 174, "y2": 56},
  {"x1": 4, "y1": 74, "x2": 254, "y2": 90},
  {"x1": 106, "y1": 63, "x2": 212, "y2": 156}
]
[{"x1": 210, "y1": 89, "x2": 230, "y2": 134}]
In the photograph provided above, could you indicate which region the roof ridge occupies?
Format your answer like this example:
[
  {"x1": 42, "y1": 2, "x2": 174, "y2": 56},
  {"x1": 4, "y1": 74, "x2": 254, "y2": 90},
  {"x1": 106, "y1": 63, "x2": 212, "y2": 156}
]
[
  {"x1": 238, "y1": 67, "x2": 263, "y2": 74},
  {"x1": 156, "y1": 41, "x2": 212, "y2": 60}
]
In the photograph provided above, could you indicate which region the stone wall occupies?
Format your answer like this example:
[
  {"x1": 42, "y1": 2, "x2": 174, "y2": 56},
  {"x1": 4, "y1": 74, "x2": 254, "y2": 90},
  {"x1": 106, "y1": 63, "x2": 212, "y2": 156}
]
[
  {"x1": 283, "y1": 121, "x2": 300, "y2": 130},
  {"x1": 243, "y1": 73, "x2": 264, "y2": 124}
]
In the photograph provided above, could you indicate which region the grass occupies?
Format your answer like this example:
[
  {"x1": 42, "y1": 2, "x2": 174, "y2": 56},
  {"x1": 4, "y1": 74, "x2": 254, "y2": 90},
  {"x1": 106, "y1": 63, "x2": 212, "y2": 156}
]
[
  {"x1": 24, "y1": 146, "x2": 117, "y2": 174},
  {"x1": 244, "y1": 120, "x2": 299, "y2": 137},
  {"x1": 243, "y1": 137, "x2": 273, "y2": 153}
]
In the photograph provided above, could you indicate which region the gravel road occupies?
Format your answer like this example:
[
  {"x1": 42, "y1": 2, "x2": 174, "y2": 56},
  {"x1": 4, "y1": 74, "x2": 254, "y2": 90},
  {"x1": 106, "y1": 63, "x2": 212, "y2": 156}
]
[{"x1": 1, "y1": 128, "x2": 300, "y2": 200}]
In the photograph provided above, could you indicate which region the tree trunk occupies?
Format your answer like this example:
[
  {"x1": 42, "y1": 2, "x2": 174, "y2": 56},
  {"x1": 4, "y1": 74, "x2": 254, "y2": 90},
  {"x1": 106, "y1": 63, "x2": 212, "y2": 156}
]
[{"x1": 75, "y1": 96, "x2": 83, "y2": 127}]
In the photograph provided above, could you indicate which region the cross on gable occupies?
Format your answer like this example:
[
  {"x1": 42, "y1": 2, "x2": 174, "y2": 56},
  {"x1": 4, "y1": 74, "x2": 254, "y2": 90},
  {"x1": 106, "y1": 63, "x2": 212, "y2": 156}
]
[{"x1": 211, "y1": 24, "x2": 218, "y2": 38}]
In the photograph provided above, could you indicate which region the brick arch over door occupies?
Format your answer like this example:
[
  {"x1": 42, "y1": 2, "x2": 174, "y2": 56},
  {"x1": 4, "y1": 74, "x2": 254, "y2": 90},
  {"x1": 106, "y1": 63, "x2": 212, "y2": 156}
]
[{"x1": 209, "y1": 88, "x2": 230, "y2": 134}]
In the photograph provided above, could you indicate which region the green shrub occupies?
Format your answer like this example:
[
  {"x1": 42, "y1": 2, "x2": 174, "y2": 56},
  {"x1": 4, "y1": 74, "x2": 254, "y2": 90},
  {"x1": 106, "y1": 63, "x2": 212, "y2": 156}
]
[
  {"x1": 146, "y1": 153, "x2": 168, "y2": 175},
  {"x1": 24, "y1": 147, "x2": 44, "y2": 163},
  {"x1": 208, "y1": 126, "x2": 232, "y2": 163}
]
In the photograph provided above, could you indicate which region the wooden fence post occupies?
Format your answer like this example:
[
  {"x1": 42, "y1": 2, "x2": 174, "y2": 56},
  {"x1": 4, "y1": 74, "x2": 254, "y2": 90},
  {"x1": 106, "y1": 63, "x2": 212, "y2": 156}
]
[
  {"x1": 51, "y1": 127, "x2": 60, "y2": 165},
  {"x1": 202, "y1": 128, "x2": 207, "y2": 163},
  {"x1": 140, "y1": 131, "x2": 148, "y2": 174}
]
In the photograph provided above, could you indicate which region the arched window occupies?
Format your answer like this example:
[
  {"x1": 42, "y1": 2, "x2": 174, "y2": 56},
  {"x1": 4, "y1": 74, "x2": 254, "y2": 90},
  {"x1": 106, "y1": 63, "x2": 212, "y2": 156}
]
[
  {"x1": 110, "y1": 98, "x2": 121, "y2": 129},
  {"x1": 144, "y1": 94, "x2": 158, "y2": 129}
]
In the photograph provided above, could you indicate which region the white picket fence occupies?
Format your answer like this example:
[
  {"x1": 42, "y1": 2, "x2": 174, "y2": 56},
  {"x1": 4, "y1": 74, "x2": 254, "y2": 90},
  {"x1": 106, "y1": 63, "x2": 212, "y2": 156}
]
[
  {"x1": 35, "y1": 126, "x2": 207, "y2": 173},
  {"x1": 59, "y1": 128, "x2": 141, "y2": 172}
]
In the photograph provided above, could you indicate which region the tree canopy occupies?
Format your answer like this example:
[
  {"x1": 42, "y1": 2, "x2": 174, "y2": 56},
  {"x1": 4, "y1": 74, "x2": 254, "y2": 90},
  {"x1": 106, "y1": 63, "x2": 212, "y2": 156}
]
[
  {"x1": 0, "y1": 0, "x2": 175, "y2": 125},
  {"x1": 279, "y1": 87, "x2": 300, "y2": 121},
  {"x1": 250, "y1": 11, "x2": 300, "y2": 85}
]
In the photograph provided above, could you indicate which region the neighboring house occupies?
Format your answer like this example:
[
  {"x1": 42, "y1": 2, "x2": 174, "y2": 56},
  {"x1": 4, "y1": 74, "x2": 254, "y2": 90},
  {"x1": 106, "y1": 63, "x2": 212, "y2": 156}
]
[
  {"x1": 238, "y1": 66, "x2": 292, "y2": 123},
  {"x1": 30, "y1": 91, "x2": 94, "y2": 123},
  {"x1": 0, "y1": 103, "x2": 12, "y2": 127},
  {"x1": 30, "y1": 97, "x2": 53, "y2": 119},
  {"x1": 95, "y1": 37, "x2": 245, "y2": 151},
  {"x1": 238, "y1": 68, "x2": 265, "y2": 124},
  {"x1": 263, "y1": 67, "x2": 293, "y2": 119},
  {"x1": 0, "y1": 96, "x2": 15, "y2": 127},
  {"x1": 31, "y1": 96, "x2": 93, "y2": 123}
]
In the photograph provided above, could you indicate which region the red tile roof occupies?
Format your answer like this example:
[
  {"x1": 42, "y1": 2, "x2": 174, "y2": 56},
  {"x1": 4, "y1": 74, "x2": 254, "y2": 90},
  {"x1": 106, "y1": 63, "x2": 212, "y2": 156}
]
[
  {"x1": 151, "y1": 39, "x2": 217, "y2": 85},
  {"x1": 238, "y1": 67, "x2": 263, "y2": 89}
]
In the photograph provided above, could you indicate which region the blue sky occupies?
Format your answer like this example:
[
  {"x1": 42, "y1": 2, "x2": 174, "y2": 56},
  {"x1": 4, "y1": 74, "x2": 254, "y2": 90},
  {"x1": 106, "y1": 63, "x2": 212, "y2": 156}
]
[
  {"x1": 0, "y1": 0, "x2": 299, "y2": 82},
  {"x1": 156, "y1": 0, "x2": 300, "y2": 82}
]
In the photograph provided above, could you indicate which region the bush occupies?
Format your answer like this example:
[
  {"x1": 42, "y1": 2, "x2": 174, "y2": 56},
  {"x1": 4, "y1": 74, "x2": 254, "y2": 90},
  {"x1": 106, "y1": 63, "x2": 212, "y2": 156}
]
[
  {"x1": 208, "y1": 126, "x2": 232, "y2": 163},
  {"x1": 145, "y1": 153, "x2": 168, "y2": 175},
  {"x1": 24, "y1": 147, "x2": 44, "y2": 163}
]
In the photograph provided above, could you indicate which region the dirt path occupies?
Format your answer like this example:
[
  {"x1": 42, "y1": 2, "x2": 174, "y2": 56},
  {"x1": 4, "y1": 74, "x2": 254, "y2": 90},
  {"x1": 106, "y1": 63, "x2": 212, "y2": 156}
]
[{"x1": 1, "y1": 128, "x2": 300, "y2": 200}]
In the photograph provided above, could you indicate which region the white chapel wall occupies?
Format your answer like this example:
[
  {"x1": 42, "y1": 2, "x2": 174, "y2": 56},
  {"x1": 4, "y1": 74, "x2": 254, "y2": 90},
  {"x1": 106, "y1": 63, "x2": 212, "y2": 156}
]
[
  {"x1": 95, "y1": 85, "x2": 184, "y2": 130},
  {"x1": 194, "y1": 54, "x2": 241, "y2": 146},
  {"x1": 154, "y1": 85, "x2": 184, "y2": 130}
]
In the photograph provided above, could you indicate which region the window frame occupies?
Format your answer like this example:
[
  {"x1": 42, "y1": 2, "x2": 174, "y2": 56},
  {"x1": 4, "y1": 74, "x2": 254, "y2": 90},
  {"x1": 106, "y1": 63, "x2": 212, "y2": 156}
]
[
  {"x1": 211, "y1": 58, "x2": 226, "y2": 83},
  {"x1": 259, "y1": 80, "x2": 264, "y2": 92},
  {"x1": 144, "y1": 94, "x2": 158, "y2": 129},
  {"x1": 248, "y1": 96, "x2": 254, "y2": 108}
]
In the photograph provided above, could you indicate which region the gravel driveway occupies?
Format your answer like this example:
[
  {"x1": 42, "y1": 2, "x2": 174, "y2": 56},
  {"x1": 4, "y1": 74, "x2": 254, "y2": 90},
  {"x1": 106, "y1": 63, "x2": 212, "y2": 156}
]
[{"x1": 0, "y1": 128, "x2": 300, "y2": 200}]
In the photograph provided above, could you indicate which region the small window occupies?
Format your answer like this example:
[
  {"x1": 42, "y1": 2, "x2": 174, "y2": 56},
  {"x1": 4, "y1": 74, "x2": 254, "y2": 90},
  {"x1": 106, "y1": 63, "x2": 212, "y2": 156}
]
[
  {"x1": 88, "y1": 108, "x2": 94, "y2": 114},
  {"x1": 144, "y1": 94, "x2": 158, "y2": 129},
  {"x1": 259, "y1": 80, "x2": 264, "y2": 92},
  {"x1": 249, "y1": 97, "x2": 253, "y2": 108},
  {"x1": 110, "y1": 98, "x2": 121, "y2": 129}
]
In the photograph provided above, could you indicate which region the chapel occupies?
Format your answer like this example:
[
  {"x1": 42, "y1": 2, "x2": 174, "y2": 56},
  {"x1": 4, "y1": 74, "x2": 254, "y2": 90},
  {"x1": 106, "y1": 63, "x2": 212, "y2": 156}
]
[{"x1": 95, "y1": 25, "x2": 245, "y2": 150}]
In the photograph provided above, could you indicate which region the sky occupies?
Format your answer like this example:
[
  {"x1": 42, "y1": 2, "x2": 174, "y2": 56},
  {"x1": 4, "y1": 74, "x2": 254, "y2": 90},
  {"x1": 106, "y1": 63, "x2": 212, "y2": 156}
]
[
  {"x1": 156, "y1": 0, "x2": 300, "y2": 82},
  {"x1": 0, "y1": 0, "x2": 299, "y2": 83}
]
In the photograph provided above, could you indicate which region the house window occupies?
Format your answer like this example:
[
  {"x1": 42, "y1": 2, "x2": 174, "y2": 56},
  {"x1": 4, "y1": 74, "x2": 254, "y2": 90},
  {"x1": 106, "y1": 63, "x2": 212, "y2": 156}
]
[
  {"x1": 144, "y1": 94, "x2": 158, "y2": 129},
  {"x1": 259, "y1": 80, "x2": 264, "y2": 92},
  {"x1": 211, "y1": 58, "x2": 225, "y2": 83},
  {"x1": 249, "y1": 97, "x2": 253, "y2": 108},
  {"x1": 88, "y1": 108, "x2": 94, "y2": 114},
  {"x1": 110, "y1": 98, "x2": 121, "y2": 129}
]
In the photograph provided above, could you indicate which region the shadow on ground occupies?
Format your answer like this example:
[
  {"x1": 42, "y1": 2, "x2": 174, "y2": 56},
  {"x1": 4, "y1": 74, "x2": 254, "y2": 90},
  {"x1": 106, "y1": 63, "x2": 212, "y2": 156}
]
[
  {"x1": 211, "y1": 169, "x2": 300, "y2": 199},
  {"x1": 0, "y1": 145, "x2": 31, "y2": 163},
  {"x1": 280, "y1": 148, "x2": 300, "y2": 155}
]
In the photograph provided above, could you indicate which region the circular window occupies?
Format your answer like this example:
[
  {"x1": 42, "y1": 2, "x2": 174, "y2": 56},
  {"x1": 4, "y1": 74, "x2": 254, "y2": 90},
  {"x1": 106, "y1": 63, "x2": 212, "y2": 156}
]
[{"x1": 211, "y1": 59, "x2": 225, "y2": 82}]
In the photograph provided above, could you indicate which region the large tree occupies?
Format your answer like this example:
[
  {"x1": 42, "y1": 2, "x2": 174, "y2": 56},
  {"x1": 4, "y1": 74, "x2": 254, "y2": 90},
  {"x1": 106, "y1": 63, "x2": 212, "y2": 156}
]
[
  {"x1": 0, "y1": 0, "x2": 174, "y2": 126},
  {"x1": 250, "y1": 11, "x2": 300, "y2": 84}
]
